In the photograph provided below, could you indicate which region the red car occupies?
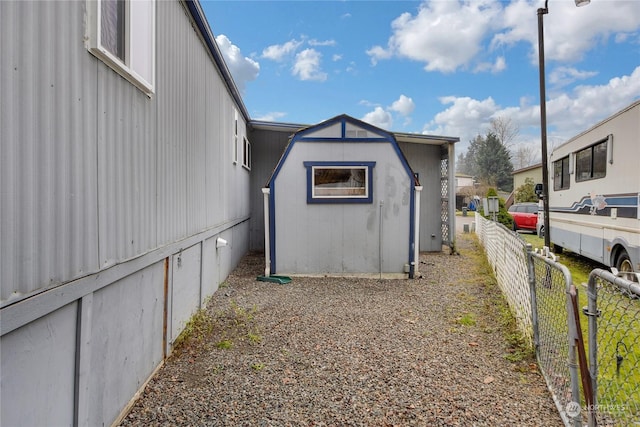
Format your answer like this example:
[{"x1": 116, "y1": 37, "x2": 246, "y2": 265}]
[{"x1": 508, "y1": 202, "x2": 539, "y2": 232}]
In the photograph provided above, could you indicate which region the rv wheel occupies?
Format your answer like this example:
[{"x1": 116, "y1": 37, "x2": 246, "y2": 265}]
[{"x1": 616, "y1": 250, "x2": 637, "y2": 282}]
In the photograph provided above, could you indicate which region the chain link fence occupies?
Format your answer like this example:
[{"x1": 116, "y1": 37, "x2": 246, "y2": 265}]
[
  {"x1": 474, "y1": 213, "x2": 639, "y2": 426},
  {"x1": 585, "y1": 269, "x2": 640, "y2": 426},
  {"x1": 528, "y1": 249, "x2": 584, "y2": 427}
]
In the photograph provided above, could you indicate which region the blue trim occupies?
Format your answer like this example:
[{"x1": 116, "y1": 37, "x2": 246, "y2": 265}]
[
  {"x1": 551, "y1": 193, "x2": 638, "y2": 219},
  {"x1": 304, "y1": 161, "x2": 376, "y2": 204}
]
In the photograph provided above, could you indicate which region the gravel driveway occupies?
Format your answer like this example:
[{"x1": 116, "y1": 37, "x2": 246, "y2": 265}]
[{"x1": 120, "y1": 231, "x2": 562, "y2": 426}]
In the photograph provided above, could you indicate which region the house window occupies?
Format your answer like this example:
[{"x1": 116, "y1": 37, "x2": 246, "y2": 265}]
[
  {"x1": 303, "y1": 162, "x2": 375, "y2": 204},
  {"x1": 86, "y1": 0, "x2": 155, "y2": 96},
  {"x1": 233, "y1": 110, "x2": 238, "y2": 164},
  {"x1": 576, "y1": 139, "x2": 607, "y2": 182},
  {"x1": 242, "y1": 136, "x2": 251, "y2": 170},
  {"x1": 553, "y1": 156, "x2": 570, "y2": 191}
]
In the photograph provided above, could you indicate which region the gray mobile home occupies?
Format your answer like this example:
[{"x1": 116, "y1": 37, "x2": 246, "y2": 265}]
[
  {"x1": 1, "y1": 1, "x2": 458, "y2": 425},
  {"x1": 1, "y1": 1, "x2": 250, "y2": 425},
  {"x1": 258, "y1": 115, "x2": 458, "y2": 278}
]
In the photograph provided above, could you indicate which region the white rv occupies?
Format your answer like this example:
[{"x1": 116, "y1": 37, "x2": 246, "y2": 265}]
[{"x1": 539, "y1": 100, "x2": 640, "y2": 279}]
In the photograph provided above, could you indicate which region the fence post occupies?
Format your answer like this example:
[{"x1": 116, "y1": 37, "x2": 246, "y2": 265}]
[
  {"x1": 526, "y1": 243, "x2": 539, "y2": 353},
  {"x1": 562, "y1": 265, "x2": 583, "y2": 427},
  {"x1": 586, "y1": 272, "x2": 599, "y2": 427}
]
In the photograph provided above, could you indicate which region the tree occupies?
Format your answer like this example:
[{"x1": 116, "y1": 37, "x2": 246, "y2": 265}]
[
  {"x1": 514, "y1": 177, "x2": 538, "y2": 203},
  {"x1": 476, "y1": 132, "x2": 514, "y2": 192},
  {"x1": 456, "y1": 151, "x2": 469, "y2": 175},
  {"x1": 512, "y1": 144, "x2": 538, "y2": 169},
  {"x1": 490, "y1": 116, "x2": 519, "y2": 148}
]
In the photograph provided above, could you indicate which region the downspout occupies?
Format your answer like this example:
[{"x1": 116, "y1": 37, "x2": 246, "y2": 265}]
[
  {"x1": 262, "y1": 187, "x2": 271, "y2": 276},
  {"x1": 414, "y1": 186, "x2": 423, "y2": 277}
]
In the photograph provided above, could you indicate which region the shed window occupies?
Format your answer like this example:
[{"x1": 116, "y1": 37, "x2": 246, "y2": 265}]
[
  {"x1": 576, "y1": 139, "x2": 607, "y2": 182},
  {"x1": 304, "y1": 162, "x2": 375, "y2": 204},
  {"x1": 86, "y1": 0, "x2": 155, "y2": 96}
]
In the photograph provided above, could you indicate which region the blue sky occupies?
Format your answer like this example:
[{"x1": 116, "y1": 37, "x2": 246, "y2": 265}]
[{"x1": 201, "y1": 0, "x2": 640, "y2": 164}]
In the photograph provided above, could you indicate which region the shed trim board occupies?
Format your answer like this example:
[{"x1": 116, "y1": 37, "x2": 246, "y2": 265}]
[{"x1": 265, "y1": 115, "x2": 417, "y2": 277}]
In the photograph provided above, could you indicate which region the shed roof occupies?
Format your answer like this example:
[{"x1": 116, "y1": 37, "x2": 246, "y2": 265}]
[{"x1": 249, "y1": 119, "x2": 459, "y2": 146}]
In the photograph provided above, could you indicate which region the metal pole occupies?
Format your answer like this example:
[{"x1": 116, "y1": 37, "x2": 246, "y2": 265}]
[{"x1": 538, "y1": 2, "x2": 551, "y2": 248}]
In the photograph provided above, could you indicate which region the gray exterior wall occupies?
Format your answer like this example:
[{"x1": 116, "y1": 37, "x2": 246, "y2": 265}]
[
  {"x1": 397, "y1": 142, "x2": 444, "y2": 252},
  {"x1": 1, "y1": 1, "x2": 250, "y2": 425},
  {"x1": 248, "y1": 127, "x2": 295, "y2": 251}
]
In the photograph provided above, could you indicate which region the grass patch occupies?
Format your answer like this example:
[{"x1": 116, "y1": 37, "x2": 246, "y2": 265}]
[
  {"x1": 457, "y1": 313, "x2": 476, "y2": 326},
  {"x1": 460, "y1": 235, "x2": 535, "y2": 364},
  {"x1": 216, "y1": 339, "x2": 233, "y2": 349}
]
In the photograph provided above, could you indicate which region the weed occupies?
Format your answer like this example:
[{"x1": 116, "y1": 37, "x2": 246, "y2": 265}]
[
  {"x1": 251, "y1": 363, "x2": 265, "y2": 371},
  {"x1": 173, "y1": 308, "x2": 215, "y2": 350},
  {"x1": 458, "y1": 313, "x2": 477, "y2": 326},
  {"x1": 214, "y1": 300, "x2": 262, "y2": 348},
  {"x1": 216, "y1": 339, "x2": 233, "y2": 349},
  {"x1": 247, "y1": 332, "x2": 262, "y2": 344}
]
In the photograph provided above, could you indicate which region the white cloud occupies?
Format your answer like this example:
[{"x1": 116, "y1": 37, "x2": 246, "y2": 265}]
[
  {"x1": 389, "y1": 95, "x2": 415, "y2": 116},
  {"x1": 309, "y1": 39, "x2": 336, "y2": 47},
  {"x1": 253, "y1": 111, "x2": 288, "y2": 122},
  {"x1": 332, "y1": 54, "x2": 343, "y2": 62},
  {"x1": 424, "y1": 66, "x2": 640, "y2": 151},
  {"x1": 548, "y1": 66, "x2": 598, "y2": 88},
  {"x1": 215, "y1": 35, "x2": 260, "y2": 93},
  {"x1": 362, "y1": 107, "x2": 393, "y2": 130},
  {"x1": 365, "y1": 45, "x2": 393, "y2": 66},
  {"x1": 367, "y1": 1, "x2": 501, "y2": 72},
  {"x1": 262, "y1": 39, "x2": 303, "y2": 61},
  {"x1": 369, "y1": 0, "x2": 640, "y2": 73},
  {"x1": 292, "y1": 49, "x2": 327, "y2": 81},
  {"x1": 474, "y1": 56, "x2": 507, "y2": 74},
  {"x1": 493, "y1": 0, "x2": 640, "y2": 64}
]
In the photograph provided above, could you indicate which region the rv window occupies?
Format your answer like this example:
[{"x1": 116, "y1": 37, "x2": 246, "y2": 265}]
[
  {"x1": 87, "y1": 0, "x2": 156, "y2": 96},
  {"x1": 576, "y1": 140, "x2": 607, "y2": 182},
  {"x1": 553, "y1": 156, "x2": 570, "y2": 191},
  {"x1": 303, "y1": 162, "x2": 375, "y2": 204}
]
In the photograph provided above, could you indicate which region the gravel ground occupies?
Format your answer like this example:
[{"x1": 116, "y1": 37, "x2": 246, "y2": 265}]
[{"x1": 120, "y1": 232, "x2": 562, "y2": 426}]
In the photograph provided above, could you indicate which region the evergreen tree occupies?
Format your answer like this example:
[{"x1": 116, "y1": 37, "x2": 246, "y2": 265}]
[{"x1": 476, "y1": 132, "x2": 514, "y2": 192}]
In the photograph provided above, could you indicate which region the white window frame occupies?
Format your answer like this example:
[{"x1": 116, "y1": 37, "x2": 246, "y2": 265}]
[
  {"x1": 242, "y1": 136, "x2": 251, "y2": 170},
  {"x1": 233, "y1": 110, "x2": 239, "y2": 164},
  {"x1": 303, "y1": 162, "x2": 375, "y2": 204},
  {"x1": 86, "y1": 0, "x2": 156, "y2": 96}
]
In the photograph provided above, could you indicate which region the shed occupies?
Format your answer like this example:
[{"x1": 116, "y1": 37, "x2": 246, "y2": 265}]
[{"x1": 261, "y1": 114, "x2": 451, "y2": 279}]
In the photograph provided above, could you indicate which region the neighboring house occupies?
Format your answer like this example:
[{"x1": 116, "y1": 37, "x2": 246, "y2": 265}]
[
  {"x1": 455, "y1": 173, "x2": 477, "y2": 210},
  {"x1": 513, "y1": 163, "x2": 542, "y2": 192},
  {"x1": 507, "y1": 163, "x2": 542, "y2": 207},
  {"x1": 0, "y1": 1, "x2": 459, "y2": 425},
  {"x1": 259, "y1": 115, "x2": 457, "y2": 279},
  {"x1": 456, "y1": 173, "x2": 475, "y2": 193}
]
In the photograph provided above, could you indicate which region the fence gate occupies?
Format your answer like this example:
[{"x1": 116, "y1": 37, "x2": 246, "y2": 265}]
[{"x1": 585, "y1": 269, "x2": 640, "y2": 426}]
